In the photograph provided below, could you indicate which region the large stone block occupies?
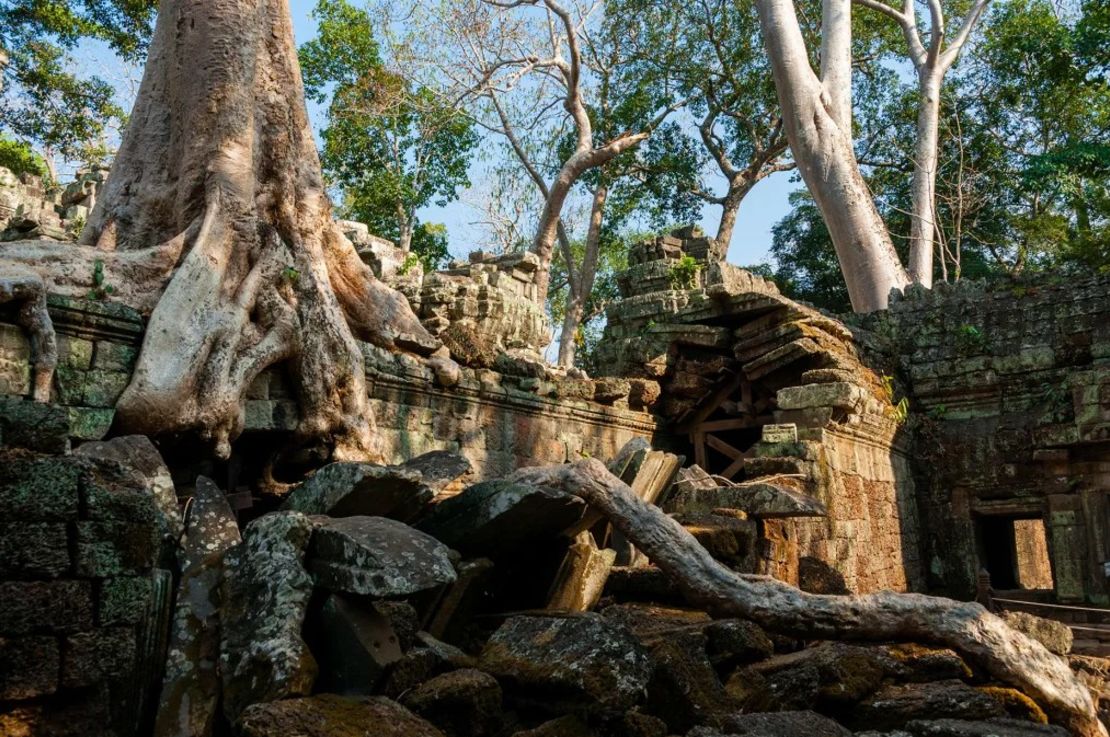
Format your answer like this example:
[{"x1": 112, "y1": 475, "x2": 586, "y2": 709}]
[
  {"x1": 220, "y1": 511, "x2": 318, "y2": 722},
  {"x1": 0, "y1": 454, "x2": 80, "y2": 520},
  {"x1": 282, "y1": 462, "x2": 435, "y2": 521},
  {"x1": 236, "y1": 695, "x2": 446, "y2": 737},
  {"x1": 479, "y1": 613, "x2": 652, "y2": 714},
  {"x1": 0, "y1": 580, "x2": 94, "y2": 634},
  {"x1": 308, "y1": 516, "x2": 456, "y2": 598},
  {"x1": 418, "y1": 480, "x2": 585, "y2": 558},
  {"x1": 99, "y1": 576, "x2": 154, "y2": 626},
  {"x1": 0, "y1": 521, "x2": 69, "y2": 577},
  {"x1": 0, "y1": 397, "x2": 70, "y2": 453},
  {"x1": 74, "y1": 520, "x2": 158, "y2": 577},
  {"x1": 61, "y1": 626, "x2": 137, "y2": 687},
  {"x1": 0, "y1": 635, "x2": 60, "y2": 699}
]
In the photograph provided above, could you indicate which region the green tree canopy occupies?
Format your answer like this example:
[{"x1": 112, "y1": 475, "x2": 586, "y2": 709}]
[
  {"x1": 300, "y1": 0, "x2": 477, "y2": 269},
  {"x1": 0, "y1": 0, "x2": 155, "y2": 178}
]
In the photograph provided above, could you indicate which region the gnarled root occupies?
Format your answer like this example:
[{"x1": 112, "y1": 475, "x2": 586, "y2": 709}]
[
  {"x1": 0, "y1": 265, "x2": 57, "y2": 401},
  {"x1": 510, "y1": 458, "x2": 1108, "y2": 737}
]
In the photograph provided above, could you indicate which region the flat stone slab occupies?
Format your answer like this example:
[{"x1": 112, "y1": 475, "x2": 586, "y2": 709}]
[
  {"x1": 282, "y1": 462, "x2": 435, "y2": 522},
  {"x1": 417, "y1": 480, "x2": 585, "y2": 557},
  {"x1": 308, "y1": 516, "x2": 456, "y2": 598},
  {"x1": 479, "y1": 613, "x2": 652, "y2": 713},
  {"x1": 668, "y1": 481, "x2": 827, "y2": 518}
]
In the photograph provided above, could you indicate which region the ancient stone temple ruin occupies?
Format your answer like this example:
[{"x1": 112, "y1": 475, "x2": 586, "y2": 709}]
[{"x1": 1, "y1": 167, "x2": 1108, "y2": 736}]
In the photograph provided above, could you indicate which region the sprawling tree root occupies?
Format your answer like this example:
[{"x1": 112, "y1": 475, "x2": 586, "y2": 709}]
[
  {"x1": 511, "y1": 458, "x2": 1108, "y2": 737},
  {"x1": 0, "y1": 0, "x2": 444, "y2": 460},
  {"x1": 0, "y1": 266, "x2": 57, "y2": 401}
]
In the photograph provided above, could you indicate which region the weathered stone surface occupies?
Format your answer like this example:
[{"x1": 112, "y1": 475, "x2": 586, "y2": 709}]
[
  {"x1": 704, "y1": 618, "x2": 775, "y2": 668},
  {"x1": 690, "y1": 711, "x2": 852, "y2": 737},
  {"x1": 0, "y1": 397, "x2": 69, "y2": 453},
  {"x1": 400, "y1": 668, "x2": 503, "y2": 737},
  {"x1": 877, "y1": 643, "x2": 973, "y2": 682},
  {"x1": 903, "y1": 719, "x2": 1069, "y2": 737},
  {"x1": 509, "y1": 715, "x2": 597, "y2": 737},
  {"x1": 235, "y1": 695, "x2": 446, "y2": 737},
  {"x1": 0, "y1": 521, "x2": 69, "y2": 577},
  {"x1": 308, "y1": 516, "x2": 456, "y2": 597},
  {"x1": 0, "y1": 452, "x2": 80, "y2": 520},
  {"x1": 0, "y1": 635, "x2": 60, "y2": 699},
  {"x1": 1000, "y1": 611, "x2": 1073, "y2": 656},
  {"x1": 220, "y1": 511, "x2": 318, "y2": 722},
  {"x1": 403, "y1": 450, "x2": 473, "y2": 492},
  {"x1": 282, "y1": 462, "x2": 436, "y2": 521},
  {"x1": 645, "y1": 627, "x2": 735, "y2": 730},
  {"x1": 418, "y1": 480, "x2": 586, "y2": 557},
  {"x1": 382, "y1": 633, "x2": 477, "y2": 699},
  {"x1": 0, "y1": 580, "x2": 94, "y2": 634},
  {"x1": 479, "y1": 613, "x2": 653, "y2": 713},
  {"x1": 726, "y1": 642, "x2": 887, "y2": 712},
  {"x1": 668, "y1": 481, "x2": 827, "y2": 519},
  {"x1": 848, "y1": 680, "x2": 1005, "y2": 731},
  {"x1": 75, "y1": 434, "x2": 182, "y2": 543},
  {"x1": 99, "y1": 576, "x2": 154, "y2": 626},
  {"x1": 310, "y1": 594, "x2": 404, "y2": 694},
  {"x1": 154, "y1": 477, "x2": 241, "y2": 737},
  {"x1": 0, "y1": 685, "x2": 114, "y2": 737},
  {"x1": 61, "y1": 626, "x2": 136, "y2": 687}
]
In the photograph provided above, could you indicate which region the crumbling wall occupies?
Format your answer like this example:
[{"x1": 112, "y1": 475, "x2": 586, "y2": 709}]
[
  {"x1": 868, "y1": 278, "x2": 1110, "y2": 604},
  {"x1": 0, "y1": 402, "x2": 169, "y2": 737},
  {"x1": 596, "y1": 228, "x2": 923, "y2": 595},
  {"x1": 0, "y1": 298, "x2": 658, "y2": 482},
  {"x1": 0, "y1": 166, "x2": 104, "y2": 241}
]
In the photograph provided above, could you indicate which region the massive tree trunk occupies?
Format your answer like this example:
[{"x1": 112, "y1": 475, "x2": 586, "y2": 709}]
[
  {"x1": 755, "y1": 0, "x2": 910, "y2": 312},
  {"x1": 0, "y1": 0, "x2": 444, "y2": 461},
  {"x1": 513, "y1": 459, "x2": 1108, "y2": 737}
]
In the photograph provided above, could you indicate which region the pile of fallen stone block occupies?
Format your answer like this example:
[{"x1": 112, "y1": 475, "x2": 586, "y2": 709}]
[
  {"x1": 0, "y1": 166, "x2": 106, "y2": 241},
  {"x1": 1, "y1": 398, "x2": 1107, "y2": 737}
]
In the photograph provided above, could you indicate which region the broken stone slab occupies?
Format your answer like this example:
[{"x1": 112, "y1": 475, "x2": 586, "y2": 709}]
[
  {"x1": 417, "y1": 480, "x2": 586, "y2": 558},
  {"x1": 901, "y1": 718, "x2": 1070, "y2": 737},
  {"x1": 153, "y1": 476, "x2": 240, "y2": 737},
  {"x1": 382, "y1": 633, "x2": 478, "y2": 700},
  {"x1": 847, "y1": 680, "x2": 1005, "y2": 731},
  {"x1": 75, "y1": 434, "x2": 183, "y2": 555},
  {"x1": 402, "y1": 450, "x2": 473, "y2": 493},
  {"x1": 0, "y1": 397, "x2": 69, "y2": 454},
  {"x1": 546, "y1": 532, "x2": 617, "y2": 612},
  {"x1": 281, "y1": 462, "x2": 435, "y2": 522},
  {"x1": 220, "y1": 511, "x2": 319, "y2": 722},
  {"x1": 400, "y1": 668, "x2": 504, "y2": 737},
  {"x1": 235, "y1": 695, "x2": 446, "y2": 737},
  {"x1": 478, "y1": 613, "x2": 653, "y2": 714},
  {"x1": 1000, "y1": 610, "x2": 1073, "y2": 656},
  {"x1": 309, "y1": 593, "x2": 403, "y2": 695},
  {"x1": 308, "y1": 516, "x2": 456, "y2": 598},
  {"x1": 777, "y1": 381, "x2": 870, "y2": 413},
  {"x1": 689, "y1": 711, "x2": 851, "y2": 737},
  {"x1": 666, "y1": 481, "x2": 827, "y2": 519}
]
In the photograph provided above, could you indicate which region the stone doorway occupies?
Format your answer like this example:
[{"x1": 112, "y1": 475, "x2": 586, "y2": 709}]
[{"x1": 975, "y1": 514, "x2": 1055, "y2": 592}]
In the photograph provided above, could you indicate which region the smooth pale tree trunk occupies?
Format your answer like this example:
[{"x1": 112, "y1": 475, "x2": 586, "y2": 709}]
[
  {"x1": 512, "y1": 458, "x2": 1108, "y2": 737},
  {"x1": 0, "y1": 0, "x2": 445, "y2": 461},
  {"x1": 714, "y1": 177, "x2": 759, "y2": 260},
  {"x1": 556, "y1": 185, "x2": 607, "y2": 367},
  {"x1": 755, "y1": 0, "x2": 910, "y2": 312},
  {"x1": 908, "y1": 72, "x2": 943, "y2": 286}
]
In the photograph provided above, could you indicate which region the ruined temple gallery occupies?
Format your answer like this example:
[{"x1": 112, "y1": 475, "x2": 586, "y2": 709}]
[{"x1": 0, "y1": 0, "x2": 1108, "y2": 734}]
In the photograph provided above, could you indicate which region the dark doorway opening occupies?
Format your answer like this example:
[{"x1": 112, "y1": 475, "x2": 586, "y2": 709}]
[{"x1": 975, "y1": 514, "x2": 1054, "y2": 592}]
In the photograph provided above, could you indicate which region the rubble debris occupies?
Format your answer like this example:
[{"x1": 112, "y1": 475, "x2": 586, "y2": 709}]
[
  {"x1": 154, "y1": 476, "x2": 240, "y2": 737},
  {"x1": 478, "y1": 613, "x2": 653, "y2": 714},
  {"x1": 403, "y1": 450, "x2": 473, "y2": 494},
  {"x1": 664, "y1": 478, "x2": 827, "y2": 518},
  {"x1": 417, "y1": 480, "x2": 585, "y2": 557},
  {"x1": 400, "y1": 668, "x2": 504, "y2": 737},
  {"x1": 1001, "y1": 610, "x2": 1074, "y2": 656},
  {"x1": 281, "y1": 461, "x2": 436, "y2": 521},
  {"x1": 235, "y1": 694, "x2": 446, "y2": 737},
  {"x1": 309, "y1": 594, "x2": 404, "y2": 695},
  {"x1": 308, "y1": 516, "x2": 457, "y2": 598},
  {"x1": 546, "y1": 531, "x2": 617, "y2": 612},
  {"x1": 220, "y1": 511, "x2": 319, "y2": 722}
]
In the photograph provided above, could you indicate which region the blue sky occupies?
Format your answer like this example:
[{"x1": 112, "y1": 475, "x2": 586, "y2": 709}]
[{"x1": 294, "y1": 1, "x2": 800, "y2": 267}]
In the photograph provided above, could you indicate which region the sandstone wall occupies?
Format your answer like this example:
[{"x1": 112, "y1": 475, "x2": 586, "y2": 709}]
[
  {"x1": 0, "y1": 297, "x2": 658, "y2": 482},
  {"x1": 868, "y1": 277, "x2": 1110, "y2": 603},
  {"x1": 0, "y1": 404, "x2": 169, "y2": 737}
]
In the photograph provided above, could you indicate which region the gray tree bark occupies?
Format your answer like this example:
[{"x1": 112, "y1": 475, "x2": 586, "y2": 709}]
[{"x1": 512, "y1": 458, "x2": 1108, "y2": 737}]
